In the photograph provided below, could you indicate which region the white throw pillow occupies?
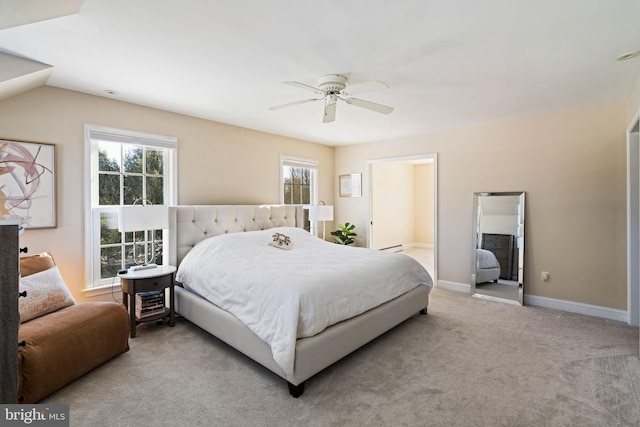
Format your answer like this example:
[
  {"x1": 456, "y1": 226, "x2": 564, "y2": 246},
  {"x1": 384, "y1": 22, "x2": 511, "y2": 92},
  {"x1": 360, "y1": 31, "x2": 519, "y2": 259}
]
[
  {"x1": 269, "y1": 232, "x2": 293, "y2": 250},
  {"x1": 19, "y1": 266, "x2": 76, "y2": 323}
]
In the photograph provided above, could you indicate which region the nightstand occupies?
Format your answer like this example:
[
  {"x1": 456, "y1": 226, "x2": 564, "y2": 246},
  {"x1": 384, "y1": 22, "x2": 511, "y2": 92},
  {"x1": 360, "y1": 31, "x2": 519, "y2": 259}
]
[{"x1": 119, "y1": 265, "x2": 176, "y2": 338}]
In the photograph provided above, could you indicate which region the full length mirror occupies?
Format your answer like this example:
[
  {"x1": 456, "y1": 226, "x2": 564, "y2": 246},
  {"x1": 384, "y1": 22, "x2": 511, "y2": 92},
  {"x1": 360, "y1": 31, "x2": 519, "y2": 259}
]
[{"x1": 471, "y1": 192, "x2": 525, "y2": 305}]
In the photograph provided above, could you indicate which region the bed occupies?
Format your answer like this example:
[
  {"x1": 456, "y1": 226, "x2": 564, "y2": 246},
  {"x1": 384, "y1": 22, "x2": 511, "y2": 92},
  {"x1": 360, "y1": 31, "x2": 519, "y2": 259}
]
[
  {"x1": 168, "y1": 205, "x2": 432, "y2": 397},
  {"x1": 475, "y1": 248, "x2": 501, "y2": 283}
]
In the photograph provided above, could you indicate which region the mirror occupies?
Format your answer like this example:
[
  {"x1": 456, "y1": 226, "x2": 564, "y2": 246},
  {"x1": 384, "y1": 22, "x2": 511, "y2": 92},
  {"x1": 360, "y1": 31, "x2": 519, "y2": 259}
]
[{"x1": 471, "y1": 192, "x2": 525, "y2": 305}]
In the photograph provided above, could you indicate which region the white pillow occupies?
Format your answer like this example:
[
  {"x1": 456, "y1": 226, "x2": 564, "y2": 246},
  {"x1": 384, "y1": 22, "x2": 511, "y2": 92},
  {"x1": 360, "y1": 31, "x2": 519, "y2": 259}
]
[{"x1": 19, "y1": 266, "x2": 76, "y2": 323}]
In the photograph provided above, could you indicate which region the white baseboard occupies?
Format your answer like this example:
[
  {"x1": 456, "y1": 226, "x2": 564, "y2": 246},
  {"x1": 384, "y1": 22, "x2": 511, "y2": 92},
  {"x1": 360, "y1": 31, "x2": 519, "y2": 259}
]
[
  {"x1": 437, "y1": 280, "x2": 471, "y2": 293},
  {"x1": 523, "y1": 294, "x2": 628, "y2": 323},
  {"x1": 435, "y1": 280, "x2": 628, "y2": 323},
  {"x1": 403, "y1": 242, "x2": 434, "y2": 250}
]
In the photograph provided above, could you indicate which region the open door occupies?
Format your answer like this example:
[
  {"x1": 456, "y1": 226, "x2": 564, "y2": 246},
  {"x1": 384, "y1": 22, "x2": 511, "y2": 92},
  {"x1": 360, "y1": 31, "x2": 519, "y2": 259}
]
[{"x1": 368, "y1": 154, "x2": 437, "y2": 282}]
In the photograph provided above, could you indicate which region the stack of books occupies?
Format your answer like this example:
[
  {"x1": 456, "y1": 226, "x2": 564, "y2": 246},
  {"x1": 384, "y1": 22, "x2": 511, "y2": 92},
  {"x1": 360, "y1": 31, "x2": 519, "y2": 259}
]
[{"x1": 135, "y1": 290, "x2": 165, "y2": 319}]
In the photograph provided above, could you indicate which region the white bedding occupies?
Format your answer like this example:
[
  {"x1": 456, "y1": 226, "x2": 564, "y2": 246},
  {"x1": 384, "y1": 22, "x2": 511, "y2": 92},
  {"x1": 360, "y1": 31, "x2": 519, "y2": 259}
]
[{"x1": 176, "y1": 227, "x2": 432, "y2": 378}]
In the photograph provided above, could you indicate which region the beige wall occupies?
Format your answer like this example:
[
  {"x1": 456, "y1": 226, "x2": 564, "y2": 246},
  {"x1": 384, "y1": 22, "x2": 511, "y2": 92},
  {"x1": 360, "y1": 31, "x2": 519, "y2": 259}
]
[
  {"x1": 0, "y1": 86, "x2": 334, "y2": 302},
  {"x1": 627, "y1": 76, "x2": 640, "y2": 125},
  {"x1": 335, "y1": 102, "x2": 627, "y2": 310},
  {"x1": 1, "y1": 84, "x2": 631, "y2": 311},
  {"x1": 415, "y1": 163, "x2": 434, "y2": 244},
  {"x1": 370, "y1": 162, "x2": 434, "y2": 249},
  {"x1": 371, "y1": 162, "x2": 415, "y2": 249}
]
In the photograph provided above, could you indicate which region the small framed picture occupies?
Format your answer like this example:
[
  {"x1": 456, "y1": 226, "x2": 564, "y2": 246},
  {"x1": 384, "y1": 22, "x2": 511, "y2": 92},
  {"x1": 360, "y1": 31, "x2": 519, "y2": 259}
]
[{"x1": 339, "y1": 173, "x2": 362, "y2": 197}]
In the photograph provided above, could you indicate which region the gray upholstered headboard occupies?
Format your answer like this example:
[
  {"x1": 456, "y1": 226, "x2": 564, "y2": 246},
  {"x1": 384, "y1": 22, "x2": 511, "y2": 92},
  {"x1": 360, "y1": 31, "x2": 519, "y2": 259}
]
[{"x1": 168, "y1": 205, "x2": 305, "y2": 267}]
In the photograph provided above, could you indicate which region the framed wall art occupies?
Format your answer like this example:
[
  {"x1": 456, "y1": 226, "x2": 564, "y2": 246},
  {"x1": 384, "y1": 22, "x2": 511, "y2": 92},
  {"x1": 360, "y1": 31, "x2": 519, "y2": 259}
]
[
  {"x1": 0, "y1": 139, "x2": 56, "y2": 228},
  {"x1": 339, "y1": 173, "x2": 362, "y2": 197}
]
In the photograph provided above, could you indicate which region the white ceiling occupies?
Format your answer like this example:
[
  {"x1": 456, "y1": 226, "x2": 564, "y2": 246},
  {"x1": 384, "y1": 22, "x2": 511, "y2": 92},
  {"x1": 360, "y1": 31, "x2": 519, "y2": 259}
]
[{"x1": 1, "y1": 0, "x2": 640, "y2": 146}]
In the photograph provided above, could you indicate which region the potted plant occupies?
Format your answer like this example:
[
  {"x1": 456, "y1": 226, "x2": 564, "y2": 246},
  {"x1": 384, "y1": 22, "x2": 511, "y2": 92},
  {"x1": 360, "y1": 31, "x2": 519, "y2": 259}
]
[{"x1": 331, "y1": 222, "x2": 357, "y2": 245}]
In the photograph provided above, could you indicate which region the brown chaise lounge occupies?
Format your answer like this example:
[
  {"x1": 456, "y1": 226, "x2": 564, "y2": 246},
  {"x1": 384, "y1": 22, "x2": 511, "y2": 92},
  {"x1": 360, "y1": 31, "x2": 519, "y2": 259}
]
[{"x1": 17, "y1": 253, "x2": 130, "y2": 403}]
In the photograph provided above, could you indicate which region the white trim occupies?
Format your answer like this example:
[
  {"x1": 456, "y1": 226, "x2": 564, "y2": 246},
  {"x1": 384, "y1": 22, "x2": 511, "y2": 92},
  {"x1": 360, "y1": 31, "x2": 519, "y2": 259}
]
[
  {"x1": 279, "y1": 154, "x2": 319, "y2": 205},
  {"x1": 280, "y1": 155, "x2": 319, "y2": 169},
  {"x1": 432, "y1": 154, "x2": 438, "y2": 286},
  {"x1": 81, "y1": 282, "x2": 122, "y2": 298},
  {"x1": 437, "y1": 280, "x2": 470, "y2": 293},
  {"x1": 85, "y1": 124, "x2": 177, "y2": 149},
  {"x1": 437, "y1": 281, "x2": 628, "y2": 323},
  {"x1": 627, "y1": 113, "x2": 640, "y2": 326},
  {"x1": 84, "y1": 127, "x2": 94, "y2": 290},
  {"x1": 524, "y1": 294, "x2": 628, "y2": 323},
  {"x1": 279, "y1": 154, "x2": 319, "y2": 235},
  {"x1": 84, "y1": 124, "x2": 178, "y2": 289}
]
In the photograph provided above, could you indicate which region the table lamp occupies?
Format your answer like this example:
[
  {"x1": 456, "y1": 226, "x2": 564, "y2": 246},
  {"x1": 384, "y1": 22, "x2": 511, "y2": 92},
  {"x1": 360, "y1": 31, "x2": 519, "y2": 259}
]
[
  {"x1": 308, "y1": 201, "x2": 334, "y2": 240},
  {"x1": 118, "y1": 203, "x2": 169, "y2": 270}
]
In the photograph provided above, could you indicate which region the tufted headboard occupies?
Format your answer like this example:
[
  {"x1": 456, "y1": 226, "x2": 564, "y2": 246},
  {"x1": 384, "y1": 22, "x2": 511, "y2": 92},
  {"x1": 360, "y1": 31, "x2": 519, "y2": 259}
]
[{"x1": 167, "y1": 205, "x2": 305, "y2": 267}]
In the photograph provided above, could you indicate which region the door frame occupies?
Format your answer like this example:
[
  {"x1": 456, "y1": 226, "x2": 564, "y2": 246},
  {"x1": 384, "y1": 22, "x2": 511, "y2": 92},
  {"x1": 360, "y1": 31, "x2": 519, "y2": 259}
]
[
  {"x1": 627, "y1": 113, "x2": 640, "y2": 327},
  {"x1": 366, "y1": 153, "x2": 438, "y2": 285}
]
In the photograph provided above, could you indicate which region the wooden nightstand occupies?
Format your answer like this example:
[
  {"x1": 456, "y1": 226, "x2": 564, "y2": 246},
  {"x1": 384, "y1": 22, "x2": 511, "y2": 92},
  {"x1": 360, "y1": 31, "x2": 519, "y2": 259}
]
[{"x1": 119, "y1": 265, "x2": 176, "y2": 338}]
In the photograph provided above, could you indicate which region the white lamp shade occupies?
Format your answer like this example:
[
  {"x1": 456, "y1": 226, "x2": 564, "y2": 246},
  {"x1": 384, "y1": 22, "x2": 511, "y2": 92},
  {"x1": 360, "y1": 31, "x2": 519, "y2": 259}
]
[
  {"x1": 308, "y1": 205, "x2": 334, "y2": 222},
  {"x1": 118, "y1": 205, "x2": 169, "y2": 232}
]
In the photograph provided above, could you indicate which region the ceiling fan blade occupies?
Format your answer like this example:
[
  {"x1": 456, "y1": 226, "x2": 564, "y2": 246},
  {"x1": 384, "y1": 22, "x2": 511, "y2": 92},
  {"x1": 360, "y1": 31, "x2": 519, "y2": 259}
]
[
  {"x1": 283, "y1": 81, "x2": 325, "y2": 95},
  {"x1": 268, "y1": 98, "x2": 323, "y2": 110},
  {"x1": 344, "y1": 97, "x2": 394, "y2": 114},
  {"x1": 342, "y1": 80, "x2": 389, "y2": 96},
  {"x1": 323, "y1": 95, "x2": 337, "y2": 123}
]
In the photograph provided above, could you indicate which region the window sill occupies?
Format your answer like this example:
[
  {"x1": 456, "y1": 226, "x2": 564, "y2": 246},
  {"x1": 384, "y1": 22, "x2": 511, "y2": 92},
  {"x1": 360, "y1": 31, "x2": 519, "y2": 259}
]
[{"x1": 82, "y1": 282, "x2": 122, "y2": 298}]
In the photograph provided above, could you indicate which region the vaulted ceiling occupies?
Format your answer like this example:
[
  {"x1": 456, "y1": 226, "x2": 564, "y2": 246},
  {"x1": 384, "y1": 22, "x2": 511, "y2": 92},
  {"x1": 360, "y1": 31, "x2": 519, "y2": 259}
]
[{"x1": 1, "y1": 0, "x2": 640, "y2": 146}]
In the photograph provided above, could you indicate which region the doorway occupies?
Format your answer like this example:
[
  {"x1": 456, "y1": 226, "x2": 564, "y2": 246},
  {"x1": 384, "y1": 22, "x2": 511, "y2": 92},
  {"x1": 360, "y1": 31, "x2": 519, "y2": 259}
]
[{"x1": 366, "y1": 154, "x2": 437, "y2": 283}]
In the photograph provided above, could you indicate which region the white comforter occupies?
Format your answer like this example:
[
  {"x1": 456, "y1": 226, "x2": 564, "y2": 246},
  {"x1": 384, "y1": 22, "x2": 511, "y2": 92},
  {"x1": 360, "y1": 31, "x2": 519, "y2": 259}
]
[{"x1": 176, "y1": 227, "x2": 432, "y2": 378}]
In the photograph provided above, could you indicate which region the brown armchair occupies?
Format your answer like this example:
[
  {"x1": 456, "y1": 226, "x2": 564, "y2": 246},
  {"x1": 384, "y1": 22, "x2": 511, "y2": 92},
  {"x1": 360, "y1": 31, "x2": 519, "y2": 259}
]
[{"x1": 17, "y1": 253, "x2": 130, "y2": 403}]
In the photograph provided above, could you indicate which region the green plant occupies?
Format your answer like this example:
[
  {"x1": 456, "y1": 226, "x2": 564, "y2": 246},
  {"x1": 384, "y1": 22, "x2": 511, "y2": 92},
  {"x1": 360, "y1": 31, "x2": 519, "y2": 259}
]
[{"x1": 331, "y1": 222, "x2": 357, "y2": 245}]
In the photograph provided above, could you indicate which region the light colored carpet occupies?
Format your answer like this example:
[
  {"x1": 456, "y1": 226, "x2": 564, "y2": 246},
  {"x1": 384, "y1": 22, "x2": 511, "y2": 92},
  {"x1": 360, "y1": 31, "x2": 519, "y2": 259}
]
[{"x1": 43, "y1": 288, "x2": 640, "y2": 427}]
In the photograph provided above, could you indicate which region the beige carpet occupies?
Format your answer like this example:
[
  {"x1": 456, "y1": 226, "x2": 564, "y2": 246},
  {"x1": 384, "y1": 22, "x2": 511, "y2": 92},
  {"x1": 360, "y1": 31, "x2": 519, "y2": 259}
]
[{"x1": 43, "y1": 288, "x2": 640, "y2": 426}]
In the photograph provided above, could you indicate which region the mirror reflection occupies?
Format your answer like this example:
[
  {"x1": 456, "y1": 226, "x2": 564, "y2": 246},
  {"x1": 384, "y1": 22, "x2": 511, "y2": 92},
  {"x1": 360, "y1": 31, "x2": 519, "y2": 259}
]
[{"x1": 472, "y1": 192, "x2": 525, "y2": 305}]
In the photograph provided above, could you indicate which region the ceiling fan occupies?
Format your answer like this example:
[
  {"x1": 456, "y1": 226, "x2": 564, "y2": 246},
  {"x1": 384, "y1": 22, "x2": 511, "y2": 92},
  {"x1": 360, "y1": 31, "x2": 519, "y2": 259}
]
[{"x1": 268, "y1": 74, "x2": 394, "y2": 123}]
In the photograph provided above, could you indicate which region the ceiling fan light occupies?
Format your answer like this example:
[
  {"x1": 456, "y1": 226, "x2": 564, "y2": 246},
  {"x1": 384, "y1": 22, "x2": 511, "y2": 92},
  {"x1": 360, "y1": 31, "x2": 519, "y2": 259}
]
[{"x1": 270, "y1": 73, "x2": 394, "y2": 121}]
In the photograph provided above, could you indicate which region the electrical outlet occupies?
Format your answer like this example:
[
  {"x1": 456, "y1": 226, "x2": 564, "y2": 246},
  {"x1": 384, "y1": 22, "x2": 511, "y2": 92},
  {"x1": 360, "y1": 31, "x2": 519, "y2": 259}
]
[{"x1": 542, "y1": 271, "x2": 550, "y2": 281}]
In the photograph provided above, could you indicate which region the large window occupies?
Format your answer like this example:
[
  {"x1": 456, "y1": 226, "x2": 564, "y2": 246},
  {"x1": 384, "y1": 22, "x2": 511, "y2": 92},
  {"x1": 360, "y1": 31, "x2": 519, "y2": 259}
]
[
  {"x1": 281, "y1": 156, "x2": 318, "y2": 233},
  {"x1": 85, "y1": 125, "x2": 177, "y2": 290}
]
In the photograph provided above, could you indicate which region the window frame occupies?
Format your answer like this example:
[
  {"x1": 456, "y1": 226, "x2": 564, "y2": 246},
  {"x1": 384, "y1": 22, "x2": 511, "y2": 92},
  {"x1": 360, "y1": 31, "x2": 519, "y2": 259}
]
[
  {"x1": 84, "y1": 124, "x2": 177, "y2": 294},
  {"x1": 280, "y1": 155, "x2": 318, "y2": 235}
]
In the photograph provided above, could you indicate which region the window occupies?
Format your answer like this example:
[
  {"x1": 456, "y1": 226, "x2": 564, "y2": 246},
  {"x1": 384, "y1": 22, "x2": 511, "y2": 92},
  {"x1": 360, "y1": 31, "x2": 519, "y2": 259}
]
[
  {"x1": 281, "y1": 156, "x2": 318, "y2": 233},
  {"x1": 85, "y1": 125, "x2": 177, "y2": 290}
]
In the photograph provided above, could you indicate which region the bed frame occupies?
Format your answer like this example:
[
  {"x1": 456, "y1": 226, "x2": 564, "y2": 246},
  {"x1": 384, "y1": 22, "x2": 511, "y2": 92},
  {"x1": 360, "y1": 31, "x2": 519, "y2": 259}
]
[{"x1": 168, "y1": 205, "x2": 430, "y2": 397}]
